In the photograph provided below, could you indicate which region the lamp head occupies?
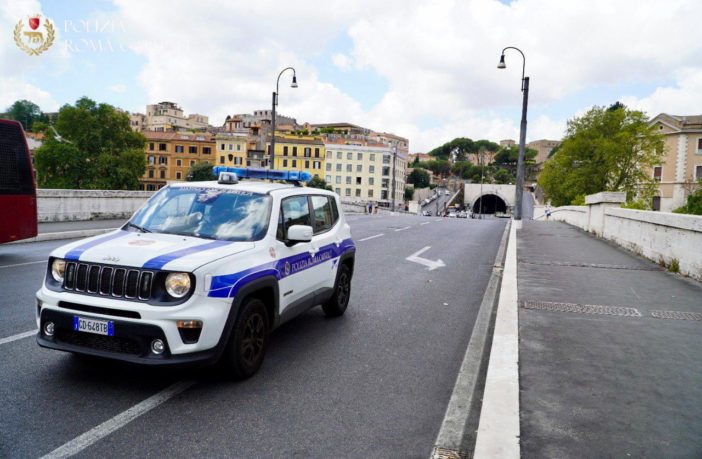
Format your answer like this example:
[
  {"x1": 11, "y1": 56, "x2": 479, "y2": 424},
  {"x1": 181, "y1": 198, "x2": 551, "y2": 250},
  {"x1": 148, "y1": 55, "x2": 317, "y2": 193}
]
[
  {"x1": 291, "y1": 75, "x2": 298, "y2": 88},
  {"x1": 497, "y1": 54, "x2": 506, "y2": 69}
]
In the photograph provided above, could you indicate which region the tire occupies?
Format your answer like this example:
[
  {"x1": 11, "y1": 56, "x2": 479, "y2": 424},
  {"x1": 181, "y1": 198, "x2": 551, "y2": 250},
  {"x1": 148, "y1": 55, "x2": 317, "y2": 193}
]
[
  {"x1": 221, "y1": 297, "x2": 269, "y2": 380},
  {"x1": 322, "y1": 263, "x2": 352, "y2": 317}
]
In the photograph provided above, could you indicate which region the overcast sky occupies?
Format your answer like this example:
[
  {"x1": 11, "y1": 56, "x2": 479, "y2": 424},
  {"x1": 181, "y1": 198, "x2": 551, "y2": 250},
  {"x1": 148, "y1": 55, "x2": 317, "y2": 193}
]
[{"x1": 2, "y1": 0, "x2": 701, "y2": 152}]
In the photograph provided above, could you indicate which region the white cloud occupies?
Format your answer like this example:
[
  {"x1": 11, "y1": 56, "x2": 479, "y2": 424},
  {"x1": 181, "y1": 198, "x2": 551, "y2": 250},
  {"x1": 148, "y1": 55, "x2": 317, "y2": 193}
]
[
  {"x1": 621, "y1": 68, "x2": 702, "y2": 117},
  {"x1": 109, "y1": 83, "x2": 127, "y2": 93},
  {"x1": 106, "y1": 0, "x2": 702, "y2": 151}
]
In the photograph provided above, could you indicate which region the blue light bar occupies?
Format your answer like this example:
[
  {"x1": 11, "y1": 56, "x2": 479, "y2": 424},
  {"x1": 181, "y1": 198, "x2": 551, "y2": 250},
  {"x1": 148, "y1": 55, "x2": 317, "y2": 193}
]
[{"x1": 212, "y1": 167, "x2": 312, "y2": 183}]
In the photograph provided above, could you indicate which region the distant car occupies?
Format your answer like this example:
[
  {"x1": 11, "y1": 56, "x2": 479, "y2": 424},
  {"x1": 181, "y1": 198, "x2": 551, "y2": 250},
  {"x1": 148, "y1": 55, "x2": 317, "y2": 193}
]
[
  {"x1": 448, "y1": 211, "x2": 457, "y2": 218},
  {"x1": 445, "y1": 190, "x2": 450, "y2": 196},
  {"x1": 457, "y1": 211, "x2": 467, "y2": 218}
]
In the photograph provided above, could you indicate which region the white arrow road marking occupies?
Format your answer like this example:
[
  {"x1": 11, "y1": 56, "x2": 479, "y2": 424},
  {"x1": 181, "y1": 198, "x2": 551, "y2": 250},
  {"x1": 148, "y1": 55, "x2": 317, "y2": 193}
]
[
  {"x1": 420, "y1": 221, "x2": 431, "y2": 226},
  {"x1": 394, "y1": 226, "x2": 411, "y2": 232},
  {"x1": 406, "y1": 246, "x2": 446, "y2": 271},
  {"x1": 359, "y1": 233, "x2": 384, "y2": 242}
]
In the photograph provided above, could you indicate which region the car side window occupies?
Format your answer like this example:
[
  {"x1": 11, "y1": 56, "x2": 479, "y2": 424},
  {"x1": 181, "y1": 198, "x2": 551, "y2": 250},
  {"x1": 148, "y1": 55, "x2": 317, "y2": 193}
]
[
  {"x1": 310, "y1": 195, "x2": 334, "y2": 234},
  {"x1": 277, "y1": 195, "x2": 312, "y2": 241}
]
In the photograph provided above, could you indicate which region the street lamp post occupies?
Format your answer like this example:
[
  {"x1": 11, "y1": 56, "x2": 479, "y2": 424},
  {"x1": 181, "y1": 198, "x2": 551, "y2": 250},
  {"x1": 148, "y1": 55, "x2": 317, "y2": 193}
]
[
  {"x1": 391, "y1": 145, "x2": 397, "y2": 211},
  {"x1": 479, "y1": 148, "x2": 485, "y2": 219},
  {"x1": 270, "y1": 67, "x2": 298, "y2": 170},
  {"x1": 497, "y1": 46, "x2": 529, "y2": 221}
]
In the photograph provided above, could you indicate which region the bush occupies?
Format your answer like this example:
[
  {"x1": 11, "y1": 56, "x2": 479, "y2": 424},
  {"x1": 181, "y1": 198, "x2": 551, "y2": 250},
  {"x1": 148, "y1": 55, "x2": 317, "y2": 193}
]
[{"x1": 673, "y1": 184, "x2": 702, "y2": 215}]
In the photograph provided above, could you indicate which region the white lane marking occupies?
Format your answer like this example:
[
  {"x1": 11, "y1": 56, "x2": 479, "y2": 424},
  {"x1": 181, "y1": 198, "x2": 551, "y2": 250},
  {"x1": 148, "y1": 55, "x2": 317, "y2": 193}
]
[
  {"x1": 0, "y1": 260, "x2": 45, "y2": 269},
  {"x1": 474, "y1": 221, "x2": 520, "y2": 457},
  {"x1": 434, "y1": 218, "x2": 442, "y2": 222},
  {"x1": 358, "y1": 233, "x2": 385, "y2": 242},
  {"x1": 406, "y1": 246, "x2": 445, "y2": 271},
  {"x1": 0, "y1": 329, "x2": 37, "y2": 345},
  {"x1": 394, "y1": 226, "x2": 411, "y2": 232},
  {"x1": 41, "y1": 380, "x2": 196, "y2": 459},
  {"x1": 420, "y1": 222, "x2": 431, "y2": 226}
]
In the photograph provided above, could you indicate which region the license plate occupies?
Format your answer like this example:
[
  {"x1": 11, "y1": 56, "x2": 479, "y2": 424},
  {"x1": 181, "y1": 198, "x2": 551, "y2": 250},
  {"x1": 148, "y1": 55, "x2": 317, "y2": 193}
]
[{"x1": 73, "y1": 316, "x2": 114, "y2": 336}]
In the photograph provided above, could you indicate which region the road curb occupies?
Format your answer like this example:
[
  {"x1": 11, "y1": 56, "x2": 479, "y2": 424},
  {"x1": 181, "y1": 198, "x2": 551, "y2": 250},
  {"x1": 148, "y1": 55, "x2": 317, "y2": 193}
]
[
  {"x1": 9, "y1": 228, "x2": 117, "y2": 244},
  {"x1": 430, "y1": 220, "x2": 511, "y2": 459},
  {"x1": 473, "y1": 220, "x2": 520, "y2": 458}
]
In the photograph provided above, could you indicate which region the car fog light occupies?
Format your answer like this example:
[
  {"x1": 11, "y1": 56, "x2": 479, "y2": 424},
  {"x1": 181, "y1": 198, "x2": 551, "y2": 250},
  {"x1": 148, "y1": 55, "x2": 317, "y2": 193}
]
[
  {"x1": 151, "y1": 339, "x2": 165, "y2": 355},
  {"x1": 44, "y1": 322, "x2": 55, "y2": 336}
]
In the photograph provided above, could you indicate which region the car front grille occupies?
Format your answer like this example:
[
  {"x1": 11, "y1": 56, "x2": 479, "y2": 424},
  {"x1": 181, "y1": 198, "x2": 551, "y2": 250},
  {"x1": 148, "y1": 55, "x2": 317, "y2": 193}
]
[
  {"x1": 63, "y1": 262, "x2": 154, "y2": 301},
  {"x1": 55, "y1": 329, "x2": 141, "y2": 355}
]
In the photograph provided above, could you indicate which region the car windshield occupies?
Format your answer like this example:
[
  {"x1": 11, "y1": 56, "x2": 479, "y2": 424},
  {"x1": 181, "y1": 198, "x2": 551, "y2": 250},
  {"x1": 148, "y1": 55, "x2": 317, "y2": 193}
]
[{"x1": 127, "y1": 186, "x2": 272, "y2": 241}]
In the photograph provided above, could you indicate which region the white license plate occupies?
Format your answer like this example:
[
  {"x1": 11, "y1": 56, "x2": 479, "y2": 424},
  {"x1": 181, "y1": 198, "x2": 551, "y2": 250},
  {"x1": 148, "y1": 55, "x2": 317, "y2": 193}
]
[{"x1": 73, "y1": 316, "x2": 114, "y2": 336}]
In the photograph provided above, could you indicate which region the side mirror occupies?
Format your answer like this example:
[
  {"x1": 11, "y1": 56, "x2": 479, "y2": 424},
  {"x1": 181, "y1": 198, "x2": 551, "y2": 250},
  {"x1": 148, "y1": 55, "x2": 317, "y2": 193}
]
[{"x1": 286, "y1": 225, "x2": 313, "y2": 246}]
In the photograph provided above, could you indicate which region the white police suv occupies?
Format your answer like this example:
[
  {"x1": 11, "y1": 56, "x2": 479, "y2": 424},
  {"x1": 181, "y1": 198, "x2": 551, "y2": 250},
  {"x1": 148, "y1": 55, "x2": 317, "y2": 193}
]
[{"x1": 36, "y1": 168, "x2": 355, "y2": 379}]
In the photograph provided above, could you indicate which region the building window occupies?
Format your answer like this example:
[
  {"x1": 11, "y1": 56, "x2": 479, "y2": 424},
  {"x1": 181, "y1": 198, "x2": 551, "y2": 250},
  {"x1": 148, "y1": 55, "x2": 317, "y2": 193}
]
[
  {"x1": 326, "y1": 151, "x2": 331, "y2": 158},
  {"x1": 175, "y1": 145, "x2": 184, "y2": 153},
  {"x1": 176, "y1": 159, "x2": 182, "y2": 166},
  {"x1": 313, "y1": 161, "x2": 321, "y2": 169},
  {"x1": 697, "y1": 138, "x2": 702, "y2": 154},
  {"x1": 346, "y1": 176, "x2": 351, "y2": 184},
  {"x1": 695, "y1": 165, "x2": 702, "y2": 180},
  {"x1": 653, "y1": 166, "x2": 662, "y2": 181},
  {"x1": 304, "y1": 147, "x2": 311, "y2": 157},
  {"x1": 356, "y1": 177, "x2": 362, "y2": 185},
  {"x1": 149, "y1": 142, "x2": 154, "y2": 151},
  {"x1": 314, "y1": 148, "x2": 320, "y2": 158},
  {"x1": 148, "y1": 169, "x2": 154, "y2": 178},
  {"x1": 147, "y1": 184, "x2": 156, "y2": 191},
  {"x1": 326, "y1": 163, "x2": 332, "y2": 171},
  {"x1": 188, "y1": 146, "x2": 197, "y2": 154},
  {"x1": 369, "y1": 177, "x2": 374, "y2": 185},
  {"x1": 336, "y1": 176, "x2": 341, "y2": 184},
  {"x1": 237, "y1": 144, "x2": 241, "y2": 151},
  {"x1": 227, "y1": 144, "x2": 232, "y2": 151},
  {"x1": 190, "y1": 160, "x2": 195, "y2": 166},
  {"x1": 337, "y1": 152, "x2": 342, "y2": 159},
  {"x1": 176, "y1": 172, "x2": 182, "y2": 180},
  {"x1": 335, "y1": 188, "x2": 341, "y2": 194},
  {"x1": 148, "y1": 155, "x2": 155, "y2": 165},
  {"x1": 357, "y1": 153, "x2": 363, "y2": 161},
  {"x1": 346, "y1": 152, "x2": 352, "y2": 160},
  {"x1": 160, "y1": 170, "x2": 166, "y2": 179},
  {"x1": 368, "y1": 189, "x2": 374, "y2": 197},
  {"x1": 158, "y1": 143, "x2": 167, "y2": 151},
  {"x1": 159, "y1": 156, "x2": 167, "y2": 165},
  {"x1": 369, "y1": 165, "x2": 375, "y2": 173},
  {"x1": 336, "y1": 164, "x2": 342, "y2": 172},
  {"x1": 292, "y1": 146, "x2": 298, "y2": 157},
  {"x1": 652, "y1": 196, "x2": 661, "y2": 211},
  {"x1": 283, "y1": 159, "x2": 288, "y2": 167},
  {"x1": 235, "y1": 157, "x2": 242, "y2": 165},
  {"x1": 357, "y1": 165, "x2": 362, "y2": 172},
  {"x1": 326, "y1": 175, "x2": 332, "y2": 183},
  {"x1": 292, "y1": 160, "x2": 297, "y2": 167},
  {"x1": 203, "y1": 147, "x2": 211, "y2": 155},
  {"x1": 355, "y1": 189, "x2": 361, "y2": 197},
  {"x1": 220, "y1": 143, "x2": 225, "y2": 150},
  {"x1": 370, "y1": 154, "x2": 375, "y2": 161},
  {"x1": 345, "y1": 188, "x2": 351, "y2": 197},
  {"x1": 305, "y1": 160, "x2": 310, "y2": 169},
  {"x1": 283, "y1": 146, "x2": 288, "y2": 156},
  {"x1": 219, "y1": 156, "x2": 224, "y2": 164},
  {"x1": 346, "y1": 164, "x2": 352, "y2": 172}
]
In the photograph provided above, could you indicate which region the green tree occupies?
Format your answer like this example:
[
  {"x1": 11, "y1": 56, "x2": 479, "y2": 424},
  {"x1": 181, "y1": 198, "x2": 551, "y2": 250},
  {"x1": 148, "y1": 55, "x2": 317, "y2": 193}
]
[
  {"x1": 404, "y1": 186, "x2": 414, "y2": 201},
  {"x1": 673, "y1": 183, "x2": 702, "y2": 215},
  {"x1": 34, "y1": 97, "x2": 146, "y2": 190},
  {"x1": 307, "y1": 175, "x2": 333, "y2": 191},
  {"x1": 417, "y1": 159, "x2": 451, "y2": 177},
  {"x1": 5, "y1": 100, "x2": 47, "y2": 131},
  {"x1": 187, "y1": 162, "x2": 214, "y2": 181},
  {"x1": 407, "y1": 168, "x2": 431, "y2": 188},
  {"x1": 538, "y1": 104, "x2": 664, "y2": 206}
]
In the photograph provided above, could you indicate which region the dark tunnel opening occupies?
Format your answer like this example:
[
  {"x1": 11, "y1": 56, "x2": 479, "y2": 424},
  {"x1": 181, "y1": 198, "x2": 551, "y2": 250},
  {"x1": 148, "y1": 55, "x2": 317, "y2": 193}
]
[{"x1": 472, "y1": 194, "x2": 507, "y2": 214}]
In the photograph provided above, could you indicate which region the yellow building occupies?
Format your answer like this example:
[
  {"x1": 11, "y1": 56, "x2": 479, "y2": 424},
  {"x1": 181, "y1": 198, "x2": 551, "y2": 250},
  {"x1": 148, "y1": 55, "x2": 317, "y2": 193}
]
[
  {"x1": 267, "y1": 135, "x2": 325, "y2": 178},
  {"x1": 141, "y1": 132, "x2": 215, "y2": 190},
  {"x1": 215, "y1": 133, "x2": 248, "y2": 167},
  {"x1": 649, "y1": 113, "x2": 702, "y2": 211}
]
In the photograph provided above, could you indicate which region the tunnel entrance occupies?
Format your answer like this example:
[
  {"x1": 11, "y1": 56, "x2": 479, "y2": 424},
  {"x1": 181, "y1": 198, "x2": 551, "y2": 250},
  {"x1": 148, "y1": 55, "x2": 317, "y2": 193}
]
[{"x1": 472, "y1": 194, "x2": 507, "y2": 214}]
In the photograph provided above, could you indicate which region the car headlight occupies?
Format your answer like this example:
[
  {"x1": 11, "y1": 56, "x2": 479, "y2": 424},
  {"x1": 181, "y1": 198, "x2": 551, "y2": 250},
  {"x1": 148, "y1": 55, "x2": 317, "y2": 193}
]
[
  {"x1": 165, "y1": 272, "x2": 191, "y2": 298},
  {"x1": 51, "y1": 259, "x2": 66, "y2": 283}
]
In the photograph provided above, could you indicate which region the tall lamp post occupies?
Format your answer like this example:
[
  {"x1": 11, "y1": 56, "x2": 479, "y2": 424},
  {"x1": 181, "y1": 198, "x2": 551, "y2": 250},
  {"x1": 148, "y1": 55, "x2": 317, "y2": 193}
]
[
  {"x1": 479, "y1": 147, "x2": 485, "y2": 219},
  {"x1": 270, "y1": 67, "x2": 298, "y2": 170},
  {"x1": 497, "y1": 46, "x2": 529, "y2": 221},
  {"x1": 391, "y1": 145, "x2": 397, "y2": 211}
]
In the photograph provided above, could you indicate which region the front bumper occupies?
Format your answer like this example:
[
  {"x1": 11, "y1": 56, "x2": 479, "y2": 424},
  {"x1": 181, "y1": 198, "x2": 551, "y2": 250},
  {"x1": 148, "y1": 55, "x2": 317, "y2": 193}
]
[{"x1": 36, "y1": 286, "x2": 233, "y2": 366}]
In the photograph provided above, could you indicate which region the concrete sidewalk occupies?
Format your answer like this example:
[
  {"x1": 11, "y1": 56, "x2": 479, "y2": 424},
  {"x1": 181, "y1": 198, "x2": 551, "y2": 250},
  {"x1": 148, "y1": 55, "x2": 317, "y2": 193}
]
[{"x1": 517, "y1": 221, "x2": 702, "y2": 458}]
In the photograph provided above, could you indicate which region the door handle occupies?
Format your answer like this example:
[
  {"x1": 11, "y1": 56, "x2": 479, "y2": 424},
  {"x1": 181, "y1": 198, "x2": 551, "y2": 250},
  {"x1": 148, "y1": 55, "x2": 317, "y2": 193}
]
[{"x1": 309, "y1": 245, "x2": 319, "y2": 256}]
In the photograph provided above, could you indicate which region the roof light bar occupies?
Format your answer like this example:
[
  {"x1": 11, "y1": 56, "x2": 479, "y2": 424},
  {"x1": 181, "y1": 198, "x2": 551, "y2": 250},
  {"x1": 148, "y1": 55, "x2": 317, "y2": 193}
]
[{"x1": 212, "y1": 167, "x2": 312, "y2": 183}]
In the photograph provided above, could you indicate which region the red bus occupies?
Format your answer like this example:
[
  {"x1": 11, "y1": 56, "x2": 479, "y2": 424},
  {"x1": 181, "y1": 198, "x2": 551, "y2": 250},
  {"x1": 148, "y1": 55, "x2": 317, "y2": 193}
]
[{"x1": 0, "y1": 119, "x2": 38, "y2": 243}]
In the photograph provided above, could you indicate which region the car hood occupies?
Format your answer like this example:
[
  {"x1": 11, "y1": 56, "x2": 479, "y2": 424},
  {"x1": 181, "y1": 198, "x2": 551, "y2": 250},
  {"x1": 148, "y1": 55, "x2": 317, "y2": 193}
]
[{"x1": 53, "y1": 230, "x2": 255, "y2": 272}]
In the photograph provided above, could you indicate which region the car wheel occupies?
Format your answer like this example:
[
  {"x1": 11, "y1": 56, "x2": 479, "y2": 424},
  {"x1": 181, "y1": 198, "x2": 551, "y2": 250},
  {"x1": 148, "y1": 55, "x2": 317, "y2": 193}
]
[
  {"x1": 322, "y1": 264, "x2": 352, "y2": 317},
  {"x1": 222, "y1": 297, "x2": 269, "y2": 380}
]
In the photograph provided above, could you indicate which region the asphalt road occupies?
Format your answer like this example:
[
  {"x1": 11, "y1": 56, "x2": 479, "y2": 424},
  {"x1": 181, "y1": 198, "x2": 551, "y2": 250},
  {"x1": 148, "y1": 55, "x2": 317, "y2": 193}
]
[
  {"x1": 420, "y1": 187, "x2": 452, "y2": 215},
  {"x1": 0, "y1": 214, "x2": 506, "y2": 458}
]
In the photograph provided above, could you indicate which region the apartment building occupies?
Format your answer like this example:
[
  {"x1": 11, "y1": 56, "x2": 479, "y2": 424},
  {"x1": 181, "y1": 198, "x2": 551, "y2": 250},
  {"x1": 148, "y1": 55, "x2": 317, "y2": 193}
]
[
  {"x1": 324, "y1": 141, "x2": 406, "y2": 206},
  {"x1": 649, "y1": 113, "x2": 702, "y2": 211},
  {"x1": 268, "y1": 135, "x2": 325, "y2": 178},
  {"x1": 131, "y1": 102, "x2": 210, "y2": 132},
  {"x1": 527, "y1": 139, "x2": 561, "y2": 165},
  {"x1": 215, "y1": 132, "x2": 248, "y2": 167},
  {"x1": 140, "y1": 131, "x2": 215, "y2": 190}
]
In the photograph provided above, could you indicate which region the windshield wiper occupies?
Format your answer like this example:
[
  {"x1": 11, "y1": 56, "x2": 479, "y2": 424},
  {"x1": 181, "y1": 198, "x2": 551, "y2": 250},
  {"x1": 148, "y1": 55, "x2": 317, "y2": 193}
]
[{"x1": 125, "y1": 222, "x2": 151, "y2": 233}]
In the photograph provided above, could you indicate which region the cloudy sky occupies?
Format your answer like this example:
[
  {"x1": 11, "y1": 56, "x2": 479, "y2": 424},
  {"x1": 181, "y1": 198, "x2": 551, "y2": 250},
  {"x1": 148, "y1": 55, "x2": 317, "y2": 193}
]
[{"x1": 2, "y1": 0, "x2": 701, "y2": 152}]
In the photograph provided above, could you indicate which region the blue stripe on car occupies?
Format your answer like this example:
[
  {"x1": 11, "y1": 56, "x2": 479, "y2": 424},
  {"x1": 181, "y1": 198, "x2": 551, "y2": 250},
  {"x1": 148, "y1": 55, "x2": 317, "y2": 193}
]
[
  {"x1": 208, "y1": 238, "x2": 355, "y2": 298},
  {"x1": 64, "y1": 231, "x2": 129, "y2": 261},
  {"x1": 143, "y1": 240, "x2": 234, "y2": 270}
]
